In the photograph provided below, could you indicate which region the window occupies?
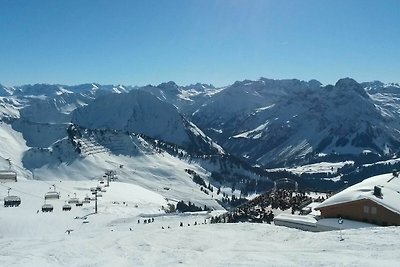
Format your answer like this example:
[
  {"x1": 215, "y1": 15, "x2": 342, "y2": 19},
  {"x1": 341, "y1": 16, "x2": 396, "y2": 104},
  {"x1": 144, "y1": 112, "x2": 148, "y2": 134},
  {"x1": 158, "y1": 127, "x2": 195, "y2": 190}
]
[
  {"x1": 371, "y1": 206, "x2": 377, "y2": 215},
  {"x1": 363, "y1": 205, "x2": 370, "y2": 214}
]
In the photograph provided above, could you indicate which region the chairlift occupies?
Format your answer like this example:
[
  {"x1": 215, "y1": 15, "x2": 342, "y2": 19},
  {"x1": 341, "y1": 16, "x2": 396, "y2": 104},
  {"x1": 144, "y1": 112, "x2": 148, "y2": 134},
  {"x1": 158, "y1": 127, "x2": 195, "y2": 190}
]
[
  {"x1": 68, "y1": 193, "x2": 79, "y2": 204},
  {"x1": 4, "y1": 188, "x2": 21, "y2": 207},
  {"x1": 83, "y1": 196, "x2": 91, "y2": 203},
  {"x1": 68, "y1": 197, "x2": 79, "y2": 203},
  {"x1": 62, "y1": 203, "x2": 72, "y2": 211},
  {"x1": 4, "y1": 195, "x2": 21, "y2": 207},
  {"x1": 42, "y1": 203, "x2": 54, "y2": 212},
  {"x1": 44, "y1": 185, "x2": 60, "y2": 199}
]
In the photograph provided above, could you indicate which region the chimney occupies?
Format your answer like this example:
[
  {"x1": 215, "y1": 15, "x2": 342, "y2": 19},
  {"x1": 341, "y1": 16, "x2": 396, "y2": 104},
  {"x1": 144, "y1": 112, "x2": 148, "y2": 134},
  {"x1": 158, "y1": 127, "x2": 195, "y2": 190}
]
[{"x1": 373, "y1": 186, "x2": 382, "y2": 197}]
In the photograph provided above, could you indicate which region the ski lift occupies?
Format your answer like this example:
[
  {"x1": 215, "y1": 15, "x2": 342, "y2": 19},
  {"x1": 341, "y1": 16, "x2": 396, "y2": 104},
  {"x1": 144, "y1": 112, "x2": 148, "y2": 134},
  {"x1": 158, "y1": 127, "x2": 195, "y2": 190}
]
[
  {"x1": 83, "y1": 196, "x2": 91, "y2": 203},
  {"x1": 62, "y1": 203, "x2": 72, "y2": 211},
  {"x1": 0, "y1": 170, "x2": 17, "y2": 182},
  {"x1": 4, "y1": 188, "x2": 21, "y2": 207},
  {"x1": 42, "y1": 203, "x2": 54, "y2": 212},
  {"x1": 68, "y1": 193, "x2": 79, "y2": 204},
  {"x1": 44, "y1": 184, "x2": 60, "y2": 199}
]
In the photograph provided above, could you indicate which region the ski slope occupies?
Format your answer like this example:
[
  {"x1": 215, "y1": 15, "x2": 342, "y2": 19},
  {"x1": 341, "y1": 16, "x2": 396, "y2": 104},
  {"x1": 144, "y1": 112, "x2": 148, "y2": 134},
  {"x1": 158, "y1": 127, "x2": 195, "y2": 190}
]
[{"x1": 1, "y1": 179, "x2": 400, "y2": 267}]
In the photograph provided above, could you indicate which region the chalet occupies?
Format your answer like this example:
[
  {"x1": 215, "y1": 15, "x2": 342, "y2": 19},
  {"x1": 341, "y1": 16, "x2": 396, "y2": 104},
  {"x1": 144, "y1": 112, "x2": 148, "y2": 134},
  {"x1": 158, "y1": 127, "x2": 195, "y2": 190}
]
[
  {"x1": 315, "y1": 172, "x2": 400, "y2": 226},
  {"x1": 0, "y1": 170, "x2": 17, "y2": 182}
]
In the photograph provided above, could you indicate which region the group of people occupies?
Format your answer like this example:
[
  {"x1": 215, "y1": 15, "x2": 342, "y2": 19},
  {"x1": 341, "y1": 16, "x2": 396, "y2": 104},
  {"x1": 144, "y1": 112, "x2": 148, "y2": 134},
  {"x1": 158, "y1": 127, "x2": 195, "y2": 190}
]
[
  {"x1": 138, "y1": 218, "x2": 155, "y2": 224},
  {"x1": 134, "y1": 217, "x2": 210, "y2": 230}
]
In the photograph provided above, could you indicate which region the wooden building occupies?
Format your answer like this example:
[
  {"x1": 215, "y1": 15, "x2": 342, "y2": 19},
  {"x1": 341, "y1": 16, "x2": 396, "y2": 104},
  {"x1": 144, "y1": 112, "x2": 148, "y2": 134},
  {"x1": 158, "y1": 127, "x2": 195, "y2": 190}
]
[{"x1": 315, "y1": 173, "x2": 400, "y2": 226}]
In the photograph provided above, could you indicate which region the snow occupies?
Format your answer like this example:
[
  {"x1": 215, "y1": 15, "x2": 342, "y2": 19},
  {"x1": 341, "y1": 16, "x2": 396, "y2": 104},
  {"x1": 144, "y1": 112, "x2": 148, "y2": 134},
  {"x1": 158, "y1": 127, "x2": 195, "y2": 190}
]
[
  {"x1": 1, "y1": 179, "x2": 400, "y2": 266},
  {"x1": 274, "y1": 214, "x2": 376, "y2": 232},
  {"x1": 254, "y1": 104, "x2": 275, "y2": 113},
  {"x1": 2, "y1": 79, "x2": 400, "y2": 265},
  {"x1": 233, "y1": 122, "x2": 269, "y2": 139},
  {"x1": 271, "y1": 161, "x2": 354, "y2": 175}
]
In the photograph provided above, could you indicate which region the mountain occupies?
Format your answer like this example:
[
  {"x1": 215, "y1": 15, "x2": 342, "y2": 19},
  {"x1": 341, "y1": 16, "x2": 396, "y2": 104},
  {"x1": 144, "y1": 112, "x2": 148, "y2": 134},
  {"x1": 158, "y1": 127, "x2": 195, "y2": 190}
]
[
  {"x1": 2, "y1": 77, "x2": 400, "y2": 192},
  {"x1": 175, "y1": 78, "x2": 400, "y2": 167},
  {"x1": 1, "y1": 82, "x2": 267, "y2": 200},
  {"x1": 71, "y1": 90, "x2": 224, "y2": 154},
  {"x1": 139, "y1": 81, "x2": 220, "y2": 115},
  {"x1": 0, "y1": 84, "x2": 15, "y2": 96}
]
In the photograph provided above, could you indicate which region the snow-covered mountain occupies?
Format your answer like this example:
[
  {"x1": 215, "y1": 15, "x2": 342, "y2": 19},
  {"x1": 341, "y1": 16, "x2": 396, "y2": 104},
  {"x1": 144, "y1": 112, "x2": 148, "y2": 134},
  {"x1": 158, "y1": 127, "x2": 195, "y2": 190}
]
[
  {"x1": 0, "y1": 83, "x2": 16, "y2": 96},
  {"x1": 230, "y1": 78, "x2": 400, "y2": 166},
  {"x1": 2, "y1": 77, "x2": 400, "y2": 192},
  {"x1": 0, "y1": 81, "x2": 265, "y2": 205},
  {"x1": 170, "y1": 78, "x2": 400, "y2": 167},
  {"x1": 71, "y1": 89, "x2": 223, "y2": 154},
  {"x1": 139, "y1": 81, "x2": 220, "y2": 114}
]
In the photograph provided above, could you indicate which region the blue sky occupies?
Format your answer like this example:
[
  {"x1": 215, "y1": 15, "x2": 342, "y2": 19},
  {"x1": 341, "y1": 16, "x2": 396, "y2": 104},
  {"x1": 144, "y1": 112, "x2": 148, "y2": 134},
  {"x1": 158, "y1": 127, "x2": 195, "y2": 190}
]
[{"x1": 0, "y1": 0, "x2": 399, "y2": 87}]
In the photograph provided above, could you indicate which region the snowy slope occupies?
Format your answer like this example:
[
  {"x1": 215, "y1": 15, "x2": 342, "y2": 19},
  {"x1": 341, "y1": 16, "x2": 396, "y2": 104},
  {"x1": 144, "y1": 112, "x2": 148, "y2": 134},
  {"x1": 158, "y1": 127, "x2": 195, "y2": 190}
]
[
  {"x1": 72, "y1": 90, "x2": 190, "y2": 146},
  {"x1": 71, "y1": 90, "x2": 223, "y2": 153},
  {"x1": 1, "y1": 178, "x2": 399, "y2": 267}
]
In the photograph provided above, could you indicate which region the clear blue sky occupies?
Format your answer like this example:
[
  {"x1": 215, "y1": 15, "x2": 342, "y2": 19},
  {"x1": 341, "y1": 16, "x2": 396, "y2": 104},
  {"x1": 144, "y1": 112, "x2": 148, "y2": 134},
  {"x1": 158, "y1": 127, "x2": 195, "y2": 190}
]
[{"x1": 1, "y1": 0, "x2": 399, "y2": 87}]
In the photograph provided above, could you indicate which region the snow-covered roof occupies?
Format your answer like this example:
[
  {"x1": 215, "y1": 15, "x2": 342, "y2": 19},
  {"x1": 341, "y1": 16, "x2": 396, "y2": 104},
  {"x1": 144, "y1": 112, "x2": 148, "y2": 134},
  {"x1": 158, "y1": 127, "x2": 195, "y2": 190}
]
[
  {"x1": 274, "y1": 213, "x2": 317, "y2": 226},
  {"x1": 316, "y1": 173, "x2": 400, "y2": 215}
]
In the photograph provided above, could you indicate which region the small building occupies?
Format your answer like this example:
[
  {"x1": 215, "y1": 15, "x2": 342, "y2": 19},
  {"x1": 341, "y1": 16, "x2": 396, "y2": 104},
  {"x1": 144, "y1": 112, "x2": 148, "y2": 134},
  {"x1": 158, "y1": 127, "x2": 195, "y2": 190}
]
[
  {"x1": 274, "y1": 213, "x2": 319, "y2": 232},
  {"x1": 0, "y1": 170, "x2": 17, "y2": 182},
  {"x1": 315, "y1": 173, "x2": 400, "y2": 226}
]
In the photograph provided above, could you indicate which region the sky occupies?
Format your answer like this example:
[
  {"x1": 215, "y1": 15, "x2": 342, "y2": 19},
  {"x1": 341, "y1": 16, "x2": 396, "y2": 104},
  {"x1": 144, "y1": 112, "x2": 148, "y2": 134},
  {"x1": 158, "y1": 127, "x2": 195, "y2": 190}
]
[{"x1": 0, "y1": 0, "x2": 399, "y2": 87}]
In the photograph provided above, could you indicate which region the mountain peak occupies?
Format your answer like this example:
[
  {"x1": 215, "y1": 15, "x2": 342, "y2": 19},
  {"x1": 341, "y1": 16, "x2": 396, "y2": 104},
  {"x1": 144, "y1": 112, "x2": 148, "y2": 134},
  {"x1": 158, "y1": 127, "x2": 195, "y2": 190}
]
[
  {"x1": 157, "y1": 81, "x2": 179, "y2": 89},
  {"x1": 334, "y1": 78, "x2": 368, "y2": 98}
]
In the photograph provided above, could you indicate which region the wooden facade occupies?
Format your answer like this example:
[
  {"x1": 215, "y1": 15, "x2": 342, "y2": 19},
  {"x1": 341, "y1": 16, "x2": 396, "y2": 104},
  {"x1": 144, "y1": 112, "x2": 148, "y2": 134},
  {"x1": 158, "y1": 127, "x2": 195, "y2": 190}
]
[{"x1": 317, "y1": 199, "x2": 400, "y2": 226}]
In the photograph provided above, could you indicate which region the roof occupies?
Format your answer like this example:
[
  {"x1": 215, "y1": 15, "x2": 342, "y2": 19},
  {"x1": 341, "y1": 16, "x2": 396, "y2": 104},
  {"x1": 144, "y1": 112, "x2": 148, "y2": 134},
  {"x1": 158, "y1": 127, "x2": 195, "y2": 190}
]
[
  {"x1": 315, "y1": 173, "x2": 400, "y2": 215},
  {"x1": 274, "y1": 213, "x2": 317, "y2": 226}
]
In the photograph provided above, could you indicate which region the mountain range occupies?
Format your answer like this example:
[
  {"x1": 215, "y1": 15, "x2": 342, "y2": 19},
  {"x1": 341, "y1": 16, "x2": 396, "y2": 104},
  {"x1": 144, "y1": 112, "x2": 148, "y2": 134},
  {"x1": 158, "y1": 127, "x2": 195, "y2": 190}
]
[{"x1": 1, "y1": 77, "x2": 400, "y2": 192}]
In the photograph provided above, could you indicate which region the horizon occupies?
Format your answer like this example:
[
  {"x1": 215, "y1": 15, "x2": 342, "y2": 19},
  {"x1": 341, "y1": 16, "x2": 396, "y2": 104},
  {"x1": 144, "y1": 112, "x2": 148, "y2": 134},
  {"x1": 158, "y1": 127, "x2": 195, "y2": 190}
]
[
  {"x1": 1, "y1": 0, "x2": 399, "y2": 87},
  {"x1": 1, "y1": 76, "x2": 398, "y2": 89}
]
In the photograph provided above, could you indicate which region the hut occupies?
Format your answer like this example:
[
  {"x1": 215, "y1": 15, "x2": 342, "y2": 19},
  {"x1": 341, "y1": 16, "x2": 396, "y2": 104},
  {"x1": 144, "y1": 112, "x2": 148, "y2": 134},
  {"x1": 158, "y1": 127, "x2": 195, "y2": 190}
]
[{"x1": 315, "y1": 173, "x2": 400, "y2": 226}]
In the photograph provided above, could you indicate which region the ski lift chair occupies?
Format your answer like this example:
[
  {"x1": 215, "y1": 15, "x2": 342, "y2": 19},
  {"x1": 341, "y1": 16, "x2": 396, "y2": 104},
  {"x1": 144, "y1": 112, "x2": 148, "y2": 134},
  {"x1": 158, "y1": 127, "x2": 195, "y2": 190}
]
[
  {"x1": 4, "y1": 195, "x2": 21, "y2": 207},
  {"x1": 42, "y1": 203, "x2": 54, "y2": 212},
  {"x1": 62, "y1": 204, "x2": 72, "y2": 211}
]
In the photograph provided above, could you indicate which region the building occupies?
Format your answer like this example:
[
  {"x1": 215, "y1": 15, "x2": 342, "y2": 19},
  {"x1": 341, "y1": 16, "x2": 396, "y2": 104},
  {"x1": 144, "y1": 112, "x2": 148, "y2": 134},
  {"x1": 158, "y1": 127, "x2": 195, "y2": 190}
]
[{"x1": 315, "y1": 172, "x2": 400, "y2": 226}]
